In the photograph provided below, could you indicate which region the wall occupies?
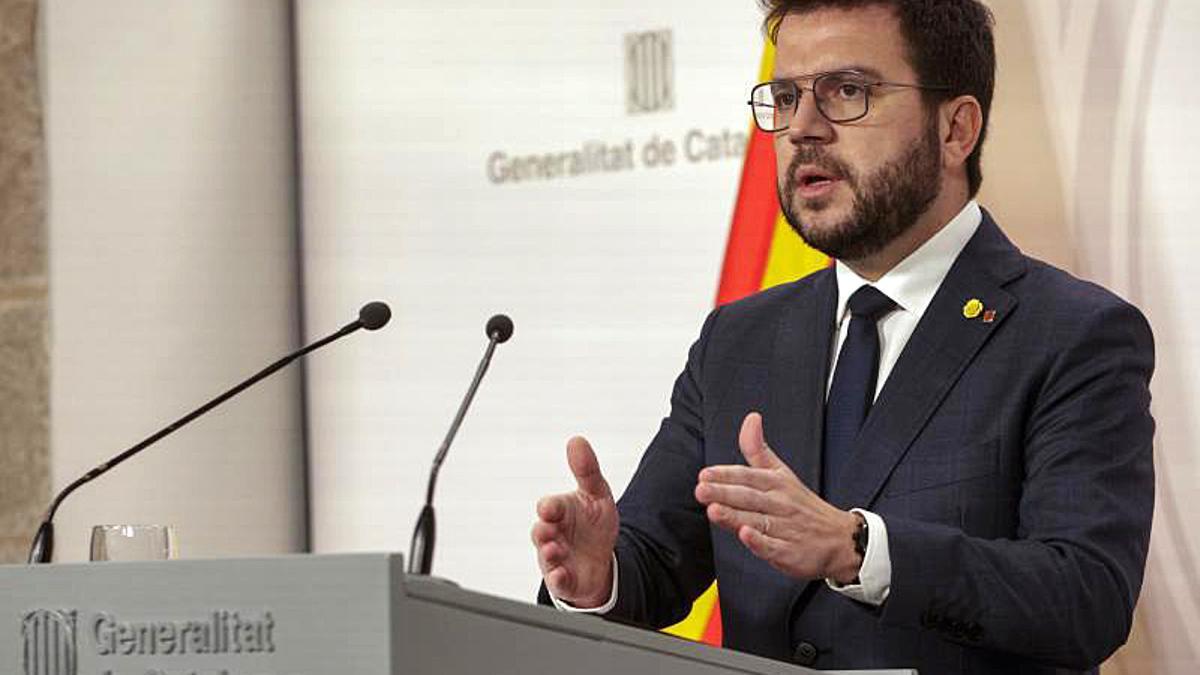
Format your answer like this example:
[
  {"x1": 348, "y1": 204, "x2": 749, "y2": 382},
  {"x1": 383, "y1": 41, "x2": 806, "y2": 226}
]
[{"x1": 0, "y1": 0, "x2": 49, "y2": 563}]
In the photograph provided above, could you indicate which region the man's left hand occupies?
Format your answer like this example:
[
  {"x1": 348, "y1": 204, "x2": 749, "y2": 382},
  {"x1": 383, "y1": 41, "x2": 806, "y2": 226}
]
[{"x1": 695, "y1": 412, "x2": 864, "y2": 584}]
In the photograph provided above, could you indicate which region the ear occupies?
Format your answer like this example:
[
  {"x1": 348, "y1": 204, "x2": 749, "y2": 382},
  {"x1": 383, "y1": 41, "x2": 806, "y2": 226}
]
[{"x1": 939, "y1": 95, "x2": 983, "y2": 172}]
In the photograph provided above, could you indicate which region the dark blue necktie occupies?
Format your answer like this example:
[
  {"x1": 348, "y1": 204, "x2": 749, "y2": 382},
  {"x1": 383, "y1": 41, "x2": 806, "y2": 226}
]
[{"x1": 822, "y1": 285, "x2": 897, "y2": 493}]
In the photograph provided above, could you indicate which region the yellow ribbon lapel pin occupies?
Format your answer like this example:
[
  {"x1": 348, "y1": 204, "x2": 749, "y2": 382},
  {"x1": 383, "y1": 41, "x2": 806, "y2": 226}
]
[
  {"x1": 962, "y1": 298, "x2": 983, "y2": 320},
  {"x1": 962, "y1": 298, "x2": 997, "y2": 323}
]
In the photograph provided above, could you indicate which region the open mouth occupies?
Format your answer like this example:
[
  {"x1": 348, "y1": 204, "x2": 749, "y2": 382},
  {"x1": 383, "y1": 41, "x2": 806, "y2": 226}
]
[{"x1": 795, "y1": 167, "x2": 842, "y2": 195}]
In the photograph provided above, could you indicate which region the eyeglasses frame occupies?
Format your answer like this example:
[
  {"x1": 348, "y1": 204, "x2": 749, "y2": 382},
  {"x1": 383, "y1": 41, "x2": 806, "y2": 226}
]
[{"x1": 747, "y1": 70, "x2": 952, "y2": 132}]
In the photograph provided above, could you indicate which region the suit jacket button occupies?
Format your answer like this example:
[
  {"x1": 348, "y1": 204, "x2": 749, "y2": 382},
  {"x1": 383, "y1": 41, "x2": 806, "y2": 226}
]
[{"x1": 793, "y1": 641, "x2": 818, "y2": 666}]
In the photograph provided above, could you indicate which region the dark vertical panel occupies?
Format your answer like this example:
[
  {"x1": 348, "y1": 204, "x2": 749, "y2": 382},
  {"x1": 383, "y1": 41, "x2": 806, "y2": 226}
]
[
  {"x1": 649, "y1": 34, "x2": 659, "y2": 111},
  {"x1": 637, "y1": 36, "x2": 648, "y2": 112},
  {"x1": 41, "y1": 613, "x2": 48, "y2": 675},
  {"x1": 287, "y1": 0, "x2": 313, "y2": 553}
]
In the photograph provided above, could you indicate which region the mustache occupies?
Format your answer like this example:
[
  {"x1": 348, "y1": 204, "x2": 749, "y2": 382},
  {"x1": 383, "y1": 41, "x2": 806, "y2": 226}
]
[{"x1": 784, "y1": 147, "x2": 856, "y2": 186}]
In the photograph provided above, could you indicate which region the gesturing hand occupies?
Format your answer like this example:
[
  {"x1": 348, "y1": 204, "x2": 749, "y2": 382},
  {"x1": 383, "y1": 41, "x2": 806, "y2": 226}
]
[
  {"x1": 531, "y1": 436, "x2": 619, "y2": 608},
  {"x1": 695, "y1": 412, "x2": 863, "y2": 584}
]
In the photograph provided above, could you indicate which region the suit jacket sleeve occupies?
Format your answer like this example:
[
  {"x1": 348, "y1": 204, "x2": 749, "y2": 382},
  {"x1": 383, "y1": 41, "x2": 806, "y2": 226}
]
[
  {"x1": 609, "y1": 308, "x2": 722, "y2": 627},
  {"x1": 879, "y1": 299, "x2": 1155, "y2": 669}
]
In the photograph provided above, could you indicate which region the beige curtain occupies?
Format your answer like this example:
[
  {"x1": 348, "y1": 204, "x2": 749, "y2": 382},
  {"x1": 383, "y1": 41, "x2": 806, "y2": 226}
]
[
  {"x1": 0, "y1": 0, "x2": 48, "y2": 563},
  {"x1": 983, "y1": 1, "x2": 1180, "y2": 671}
]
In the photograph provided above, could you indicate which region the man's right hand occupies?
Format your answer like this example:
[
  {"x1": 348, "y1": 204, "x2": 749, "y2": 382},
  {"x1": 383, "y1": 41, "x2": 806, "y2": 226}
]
[{"x1": 531, "y1": 436, "x2": 619, "y2": 609}]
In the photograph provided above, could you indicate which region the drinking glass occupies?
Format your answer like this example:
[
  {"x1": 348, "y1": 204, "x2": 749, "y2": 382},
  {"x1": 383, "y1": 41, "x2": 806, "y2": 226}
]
[{"x1": 89, "y1": 524, "x2": 177, "y2": 561}]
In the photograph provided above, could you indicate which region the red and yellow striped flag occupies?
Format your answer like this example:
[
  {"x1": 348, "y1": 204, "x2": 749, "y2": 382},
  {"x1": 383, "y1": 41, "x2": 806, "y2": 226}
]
[{"x1": 661, "y1": 40, "x2": 830, "y2": 648}]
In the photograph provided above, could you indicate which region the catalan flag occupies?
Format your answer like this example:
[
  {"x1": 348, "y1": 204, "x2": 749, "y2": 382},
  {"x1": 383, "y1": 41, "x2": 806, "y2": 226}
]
[{"x1": 661, "y1": 40, "x2": 830, "y2": 648}]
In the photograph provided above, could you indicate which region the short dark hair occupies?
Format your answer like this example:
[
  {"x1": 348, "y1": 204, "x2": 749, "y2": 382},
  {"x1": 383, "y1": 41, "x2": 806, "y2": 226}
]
[{"x1": 760, "y1": 0, "x2": 995, "y2": 196}]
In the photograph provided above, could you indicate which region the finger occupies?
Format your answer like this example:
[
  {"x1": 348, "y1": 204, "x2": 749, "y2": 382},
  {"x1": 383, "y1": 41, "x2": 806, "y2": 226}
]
[
  {"x1": 738, "y1": 523, "x2": 786, "y2": 565},
  {"x1": 739, "y1": 412, "x2": 782, "y2": 470},
  {"x1": 694, "y1": 481, "x2": 776, "y2": 514},
  {"x1": 531, "y1": 520, "x2": 562, "y2": 546},
  {"x1": 705, "y1": 502, "x2": 765, "y2": 534},
  {"x1": 538, "y1": 540, "x2": 570, "y2": 567},
  {"x1": 698, "y1": 464, "x2": 776, "y2": 491},
  {"x1": 702, "y1": 463, "x2": 817, "y2": 503},
  {"x1": 537, "y1": 495, "x2": 569, "y2": 523},
  {"x1": 544, "y1": 565, "x2": 574, "y2": 596},
  {"x1": 567, "y1": 436, "x2": 612, "y2": 499}
]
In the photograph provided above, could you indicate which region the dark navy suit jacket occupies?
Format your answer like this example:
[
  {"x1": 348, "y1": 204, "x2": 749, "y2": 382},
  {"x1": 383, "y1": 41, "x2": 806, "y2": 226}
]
[{"x1": 541, "y1": 214, "x2": 1155, "y2": 674}]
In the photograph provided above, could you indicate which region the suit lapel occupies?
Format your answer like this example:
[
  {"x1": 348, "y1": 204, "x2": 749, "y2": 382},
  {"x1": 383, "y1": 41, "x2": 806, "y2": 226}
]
[
  {"x1": 767, "y1": 269, "x2": 837, "y2": 494},
  {"x1": 827, "y1": 214, "x2": 1027, "y2": 510}
]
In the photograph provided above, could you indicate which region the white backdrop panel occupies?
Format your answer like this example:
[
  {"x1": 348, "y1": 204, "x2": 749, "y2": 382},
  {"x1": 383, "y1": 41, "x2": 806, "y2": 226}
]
[
  {"x1": 45, "y1": 0, "x2": 305, "y2": 561},
  {"x1": 297, "y1": 1, "x2": 762, "y2": 600}
]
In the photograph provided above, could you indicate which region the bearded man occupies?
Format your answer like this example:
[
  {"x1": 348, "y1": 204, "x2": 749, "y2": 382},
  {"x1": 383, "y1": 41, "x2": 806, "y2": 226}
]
[{"x1": 532, "y1": 1, "x2": 1155, "y2": 673}]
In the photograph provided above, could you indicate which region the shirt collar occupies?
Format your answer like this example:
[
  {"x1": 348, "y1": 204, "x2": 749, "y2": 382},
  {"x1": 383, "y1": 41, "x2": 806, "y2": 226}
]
[{"x1": 834, "y1": 201, "x2": 982, "y2": 321}]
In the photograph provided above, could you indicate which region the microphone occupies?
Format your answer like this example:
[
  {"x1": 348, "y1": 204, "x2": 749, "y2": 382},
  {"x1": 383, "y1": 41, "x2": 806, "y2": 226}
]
[
  {"x1": 408, "y1": 313, "x2": 514, "y2": 575},
  {"x1": 27, "y1": 301, "x2": 392, "y2": 564},
  {"x1": 359, "y1": 301, "x2": 392, "y2": 331}
]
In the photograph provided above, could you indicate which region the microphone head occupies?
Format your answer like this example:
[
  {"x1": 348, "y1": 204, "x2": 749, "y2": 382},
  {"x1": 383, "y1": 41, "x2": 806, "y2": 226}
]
[
  {"x1": 486, "y1": 314, "x2": 514, "y2": 343},
  {"x1": 359, "y1": 302, "x2": 392, "y2": 331}
]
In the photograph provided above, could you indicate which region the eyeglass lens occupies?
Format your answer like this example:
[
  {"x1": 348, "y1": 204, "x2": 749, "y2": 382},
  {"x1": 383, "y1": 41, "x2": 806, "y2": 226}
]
[{"x1": 751, "y1": 72, "x2": 870, "y2": 131}]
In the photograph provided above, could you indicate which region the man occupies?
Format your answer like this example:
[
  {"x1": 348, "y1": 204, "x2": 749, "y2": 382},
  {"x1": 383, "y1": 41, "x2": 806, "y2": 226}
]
[{"x1": 531, "y1": 1, "x2": 1155, "y2": 672}]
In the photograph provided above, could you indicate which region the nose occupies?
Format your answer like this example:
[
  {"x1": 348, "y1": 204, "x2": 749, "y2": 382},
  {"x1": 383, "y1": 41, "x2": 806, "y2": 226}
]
[{"x1": 784, "y1": 90, "x2": 834, "y2": 145}]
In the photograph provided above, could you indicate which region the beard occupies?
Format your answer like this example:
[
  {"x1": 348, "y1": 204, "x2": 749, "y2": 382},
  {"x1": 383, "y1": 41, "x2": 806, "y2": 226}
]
[{"x1": 778, "y1": 114, "x2": 942, "y2": 262}]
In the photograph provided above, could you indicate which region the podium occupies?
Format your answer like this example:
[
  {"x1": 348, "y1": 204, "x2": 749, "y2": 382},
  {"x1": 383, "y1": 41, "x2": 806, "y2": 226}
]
[{"x1": 1, "y1": 553, "x2": 915, "y2": 674}]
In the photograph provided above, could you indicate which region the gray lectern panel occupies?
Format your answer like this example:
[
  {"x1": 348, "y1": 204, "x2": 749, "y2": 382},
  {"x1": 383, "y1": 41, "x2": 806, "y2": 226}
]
[
  {"x1": 2, "y1": 554, "x2": 397, "y2": 674},
  {"x1": 402, "y1": 575, "x2": 793, "y2": 674},
  {"x1": 398, "y1": 574, "x2": 912, "y2": 675},
  {"x1": 0, "y1": 553, "x2": 915, "y2": 675}
]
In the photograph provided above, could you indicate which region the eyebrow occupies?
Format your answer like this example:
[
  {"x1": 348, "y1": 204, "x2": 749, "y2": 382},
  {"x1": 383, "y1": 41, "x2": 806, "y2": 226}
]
[{"x1": 771, "y1": 64, "x2": 887, "y2": 82}]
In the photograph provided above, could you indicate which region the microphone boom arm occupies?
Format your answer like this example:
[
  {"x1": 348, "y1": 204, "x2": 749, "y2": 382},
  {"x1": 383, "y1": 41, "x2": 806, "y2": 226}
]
[
  {"x1": 424, "y1": 337, "x2": 498, "y2": 506},
  {"x1": 409, "y1": 315, "x2": 512, "y2": 576},
  {"x1": 27, "y1": 305, "x2": 387, "y2": 565}
]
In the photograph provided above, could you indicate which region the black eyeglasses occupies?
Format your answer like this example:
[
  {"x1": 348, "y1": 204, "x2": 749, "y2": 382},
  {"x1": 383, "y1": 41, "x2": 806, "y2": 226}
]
[{"x1": 748, "y1": 70, "x2": 949, "y2": 131}]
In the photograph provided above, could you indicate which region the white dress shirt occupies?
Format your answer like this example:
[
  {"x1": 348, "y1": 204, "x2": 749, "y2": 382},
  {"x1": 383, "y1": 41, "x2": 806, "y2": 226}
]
[{"x1": 552, "y1": 201, "x2": 983, "y2": 613}]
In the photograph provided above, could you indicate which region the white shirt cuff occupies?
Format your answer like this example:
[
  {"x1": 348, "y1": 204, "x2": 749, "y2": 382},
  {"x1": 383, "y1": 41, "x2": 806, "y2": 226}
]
[
  {"x1": 548, "y1": 552, "x2": 619, "y2": 614},
  {"x1": 825, "y1": 508, "x2": 891, "y2": 606}
]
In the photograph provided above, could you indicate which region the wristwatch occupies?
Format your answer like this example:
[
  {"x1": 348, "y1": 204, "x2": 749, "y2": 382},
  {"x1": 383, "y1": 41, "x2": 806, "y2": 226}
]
[{"x1": 852, "y1": 513, "x2": 869, "y2": 557}]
